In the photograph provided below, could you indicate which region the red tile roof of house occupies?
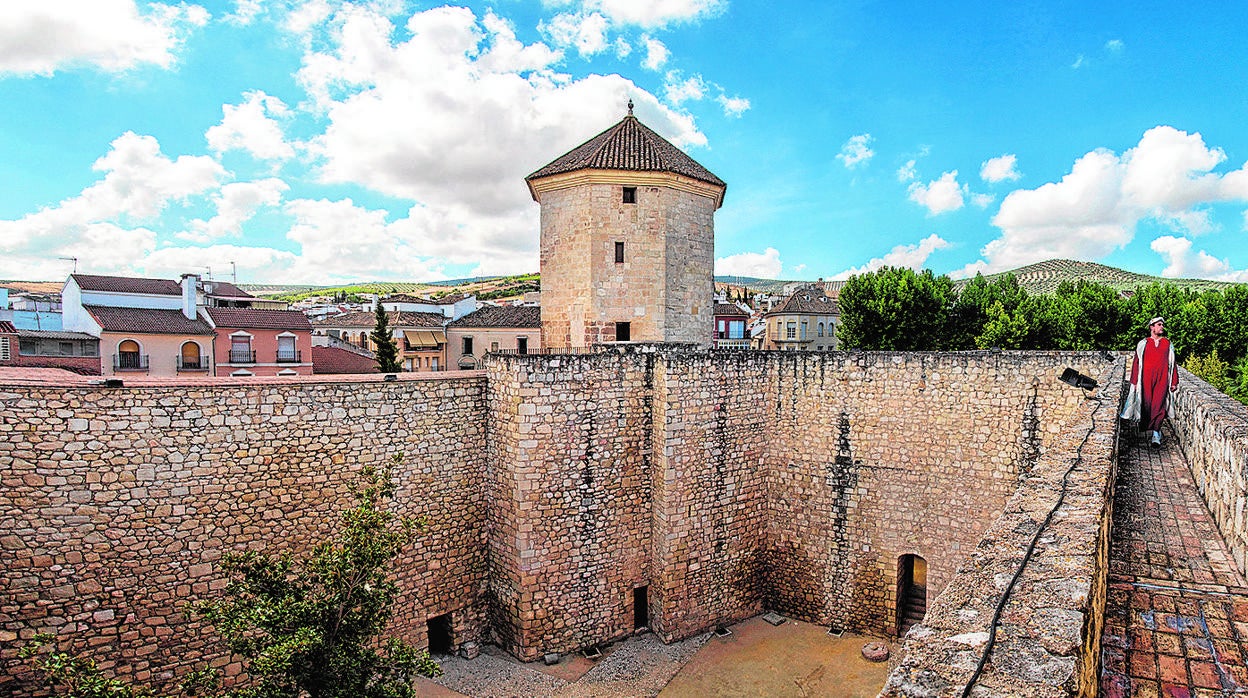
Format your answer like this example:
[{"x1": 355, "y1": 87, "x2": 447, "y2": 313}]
[
  {"x1": 0, "y1": 321, "x2": 16, "y2": 334},
  {"x1": 448, "y1": 305, "x2": 540, "y2": 328},
  {"x1": 206, "y1": 307, "x2": 312, "y2": 330},
  {"x1": 85, "y1": 306, "x2": 214, "y2": 335},
  {"x1": 72, "y1": 274, "x2": 182, "y2": 296},
  {"x1": 202, "y1": 281, "x2": 255, "y2": 299},
  {"x1": 527, "y1": 112, "x2": 726, "y2": 189},
  {"x1": 764, "y1": 286, "x2": 840, "y2": 317},
  {"x1": 714, "y1": 303, "x2": 750, "y2": 317},
  {"x1": 312, "y1": 345, "x2": 380, "y2": 374},
  {"x1": 312, "y1": 311, "x2": 445, "y2": 329}
]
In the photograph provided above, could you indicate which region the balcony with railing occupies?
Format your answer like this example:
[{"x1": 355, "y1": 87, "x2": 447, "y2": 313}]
[
  {"x1": 113, "y1": 353, "x2": 149, "y2": 371},
  {"x1": 177, "y1": 356, "x2": 210, "y2": 372},
  {"x1": 275, "y1": 350, "x2": 302, "y2": 364},
  {"x1": 228, "y1": 348, "x2": 256, "y2": 364}
]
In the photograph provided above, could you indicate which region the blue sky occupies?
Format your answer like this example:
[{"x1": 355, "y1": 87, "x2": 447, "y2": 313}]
[{"x1": 2, "y1": 1, "x2": 1247, "y2": 285}]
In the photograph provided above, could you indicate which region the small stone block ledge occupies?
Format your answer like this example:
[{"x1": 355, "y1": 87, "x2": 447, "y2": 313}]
[
  {"x1": 1171, "y1": 367, "x2": 1248, "y2": 575},
  {"x1": 880, "y1": 358, "x2": 1124, "y2": 698}
]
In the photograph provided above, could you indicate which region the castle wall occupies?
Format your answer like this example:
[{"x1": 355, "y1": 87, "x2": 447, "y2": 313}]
[
  {"x1": 659, "y1": 188, "x2": 715, "y2": 345},
  {"x1": 2, "y1": 350, "x2": 1120, "y2": 693},
  {"x1": 0, "y1": 375, "x2": 489, "y2": 692},
  {"x1": 1170, "y1": 367, "x2": 1248, "y2": 574}
]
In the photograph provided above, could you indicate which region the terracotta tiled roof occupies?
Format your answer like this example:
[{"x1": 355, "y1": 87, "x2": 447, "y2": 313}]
[
  {"x1": 765, "y1": 286, "x2": 840, "y2": 317},
  {"x1": 714, "y1": 303, "x2": 749, "y2": 317},
  {"x1": 85, "y1": 306, "x2": 214, "y2": 335},
  {"x1": 0, "y1": 321, "x2": 15, "y2": 334},
  {"x1": 312, "y1": 346, "x2": 380, "y2": 374},
  {"x1": 72, "y1": 274, "x2": 181, "y2": 296},
  {"x1": 206, "y1": 307, "x2": 312, "y2": 331},
  {"x1": 203, "y1": 282, "x2": 255, "y2": 299},
  {"x1": 312, "y1": 311, "x2": 445, "y2": 329},
  {"x1": 448, "y1": 305, "x2": 541, "y2": 328},
  {"x1": 527, "y1": 114, "x2": 725, "y2": 188}
]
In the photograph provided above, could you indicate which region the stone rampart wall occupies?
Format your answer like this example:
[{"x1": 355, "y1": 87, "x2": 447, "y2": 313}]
[
  {"x1": 1170, "y1": 367, "x2": 1248, "y2": 574},
  {"x1": 0, "y1": 375, "x2": 489, "y2": 693},
  {"x1": 880, "y1": 357, "x2": 1125, "y2": 697}
]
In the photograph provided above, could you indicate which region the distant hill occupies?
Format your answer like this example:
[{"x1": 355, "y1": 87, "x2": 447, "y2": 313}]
[{"x1": 972, "y1": 259, "x2": 1243, "y2": 295}]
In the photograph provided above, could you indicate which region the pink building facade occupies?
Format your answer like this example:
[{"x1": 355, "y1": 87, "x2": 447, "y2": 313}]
[{"x1": 206, "y1": 308, "x2": 314, "y2": 377}]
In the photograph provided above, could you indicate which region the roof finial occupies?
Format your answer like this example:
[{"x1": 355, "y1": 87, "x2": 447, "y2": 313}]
[{"x1": 627, "y1": 98, "x2": 634, "y2": 116}]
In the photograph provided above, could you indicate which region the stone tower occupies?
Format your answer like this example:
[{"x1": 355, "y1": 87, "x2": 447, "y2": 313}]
[{"x1": 526, "y1": 103, "x2": 726, "y2": 348}]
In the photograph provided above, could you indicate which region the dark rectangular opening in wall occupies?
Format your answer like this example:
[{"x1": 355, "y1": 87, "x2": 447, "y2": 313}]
[
  {"x1": 616, "y1": 322, "x2": 631, "y2": 342},
  {"x1": 427, "y1": 613, "x2": 453, "y2": 655},
  {"x1": 633, "y1": 586, "x2": 648, "y2": 629},
  {"x1": 622, "y1": 186, "x2": 637, "y2": 204},
  {"x1": 615, "y1": 241, "x2": 625, "y2": 263}
]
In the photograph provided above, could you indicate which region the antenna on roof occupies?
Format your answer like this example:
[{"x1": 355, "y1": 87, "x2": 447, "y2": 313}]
[
  {"x1": 58, "y1": 256, "x2": 78, "y2": 273},
  {"x1": 627, "y1": 98, "x2": 634, "y2": 116},
  {"x1": 198, "y1": 265, "x2": 212, "y2": 280},
  {"x1": 230, "y1": 261, "x2": 237, "y2": 284}
]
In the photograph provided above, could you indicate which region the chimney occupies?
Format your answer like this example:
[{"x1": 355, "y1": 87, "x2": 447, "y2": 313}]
[{"x1": 180, "y1": 274, "x2": 200, "y2": 320}]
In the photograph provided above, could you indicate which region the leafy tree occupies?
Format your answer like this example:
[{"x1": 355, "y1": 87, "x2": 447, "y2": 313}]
[
  {"x1": 948, "y1": 273, "x2": 1027, "y2": 350},
  {"x1": 838, "y1": 266, "x2": 956, "y2": 350},
  {"x1": 1230, "y1": 356, "x2": 1248, "y2": 406},
  {"x1": 1046, "y1": 281, "x2": 1131, "y2": 350},
  {"x1": 371, "y1": 303, "x2": 401, "y2": 373},
  {"x1": 191, "y1": 460, "x2": 439, "y2": 698},
  {"x1": 975, "y1": 300, "x2": 1030, "y2": 350},
  {"x1": 1184, "y1": 351, "x2": 1231, "y2": 392}
]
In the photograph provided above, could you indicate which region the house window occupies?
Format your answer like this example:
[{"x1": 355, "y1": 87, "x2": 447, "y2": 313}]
[
  {"x1": 230, "y1": 335, "x2": 254, "y2": 363},
  {"x1": 117, "y1": 339, "x2": 143, "y2": 370},
  {"x1": 786, "y1": 322, "x2": 796, "y2": 340},
  {"x1": 276, "y1": 335, "x2": 298, "y2": 363},
  {"x1": 180, "y1": 342, "x2": 202, "y2": 370},
  {"x1": 818, "y1": 322, "x2": 825, "y2": 337},
  {"x1": 622, "y1": 186, "x2": 637, "y2": 204},
  {"x1": 615, "y1": 241, "x2": 625, "y2": 263},
  {"x1": 801, "y1": 321, "x2": 808, "y2": 340},
  {"x1": 517, "y1": 337, "x2": 528, "y2": 354},
  {"x1": 431, "y1": 357, "x2": 439, "y2": 371},
  {"x1": 0, "y1": 337, "x2": 8, "y2": 361},
  {"x1": 462, "y1": 336, "x2": 473, "y2": 356},
  {"x1": 616, "y1": 322, "x2": 631, "y2": 342},
  {"x1": 490, "y1": 341, "x2": 499, "y2": 352}
]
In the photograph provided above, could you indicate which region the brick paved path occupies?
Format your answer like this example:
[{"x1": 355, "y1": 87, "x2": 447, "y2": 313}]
[{"x1": 1102, "y1": 425, "x2": 1248, "y2": 697}]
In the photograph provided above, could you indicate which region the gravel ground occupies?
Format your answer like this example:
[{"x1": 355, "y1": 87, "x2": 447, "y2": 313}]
[{"x1": 433, "y1": 631, "x2": 711, "y2": 698}]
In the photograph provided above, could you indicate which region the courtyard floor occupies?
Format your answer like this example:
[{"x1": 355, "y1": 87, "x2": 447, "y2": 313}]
[
  {"x1": 419, "y1": 615, "x2": 895, "y2": 697},
  {"x1": 1101, "y1": 424, "x2": 1248, "y2": 696}
]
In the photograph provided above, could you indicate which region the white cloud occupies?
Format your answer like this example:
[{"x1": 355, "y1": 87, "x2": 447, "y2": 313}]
[
  {"x1": 205, "y1": 91, "x2": 295, "y2": 161},
  {"x1": 715, "y1": 248, "x2": 783, "y2": 279},
  {"x1": 224, "y1": 0, "x2": 264, "y2": 26},
  {"x1": 1105, "y1": 39, "x2": 1124, "y2": 53},
  {"x1": 960, "y1": 126, "x2": 1248, "y2": 274},
  {"x1": 897, "y1": 159, "x2": 917, "y2": 182},
  {"x1": 971, "y1": 193, "x2": 995, "y2": 208},
  {"x1": 908, "y1": 171, "x2": 966, "y2": 215},
  {"x1": 837, "y1": 134, "x2": 874, "y2": 169},
  {"x1": 717, "y1": 94, "x2": 749, "y2": 117},
  {"x1": 1071, "y1": 54, "x2": 1084, "y2": 69},
  {"x1": 641, "y1": 35, "x2": 668, "y2": 70},
  {"x1": 832, "y1": 234, "x2": 950, "y2": 280},
  {"x1": 0, "y1": 132, "x2": 224, "y2": 278},
  {"x1": 541, "y1": 11, "x2": 609, "y2": 56},
  {"x1": 0, "y1": 1, "x2": 208, "y2": 76},
  {"x1": 296, "y1": 5, "x2": 707, "y2": 274},
  {"x1": 665, "y1": 73, "x2": 705, "y2": 104},
  {"x1": 1151, "y1": 236, "x2": 1248, "y2": 282},
  {"x1": 139, "y1": 244, "x2": 299, "y2": 282},
  {"x1": 980, "y1": 154, "x2": 1021, "y2": 183},
  {"x1": 613, "y1": 37, "x2": 632, "y2": 58},
  {"x1": 181, "y1": 179, "x2": 289, "y2": 243},
  {"x1": 589, "y1": 0, "x2": 725, "y2": 28}
]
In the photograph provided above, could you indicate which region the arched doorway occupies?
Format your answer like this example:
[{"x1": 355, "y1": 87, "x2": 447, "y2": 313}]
[
  {"x1": 897, "y1": 554, "x2": 928, "y2": 636},
  {"x1": 180, "y1": 341, "x2": 201, "y2": 370},
  {"x1": 117, "y1": 339, "x2": 142, "y2": 370}
]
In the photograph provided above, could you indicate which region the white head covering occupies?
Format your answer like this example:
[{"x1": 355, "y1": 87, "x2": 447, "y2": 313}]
[{"x1": 1147, "y1": 316, "x2": 1164, "y2": 328}]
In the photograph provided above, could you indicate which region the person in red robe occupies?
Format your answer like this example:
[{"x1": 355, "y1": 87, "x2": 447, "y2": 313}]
[{"x1": 1127, "y1": 316, "x2": 1178, "y2": 447}]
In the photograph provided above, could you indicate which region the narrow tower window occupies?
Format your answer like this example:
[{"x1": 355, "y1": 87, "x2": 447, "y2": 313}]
[
  {"x1": 616, "y1": 322, "x2": 631, "y2": 342},
  {"x1": 622, "y1": 186, "x2": 637, "y2": 204},
  {"x1": 615, "y1": 241, "x2": 625, "y2": 263}
]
